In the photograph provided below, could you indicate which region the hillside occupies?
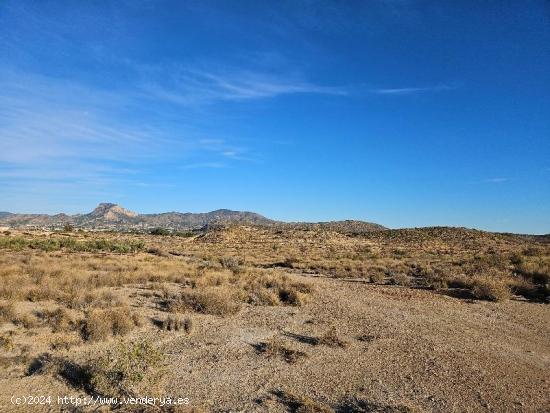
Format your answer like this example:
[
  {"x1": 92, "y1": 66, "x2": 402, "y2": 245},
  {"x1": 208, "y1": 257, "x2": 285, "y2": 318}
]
[
  {"x1": 0, "y1": 203, "x2": 387, "y2": 234},
  {"x1": 281, "y1": 220, "x2": 387, "y2": 234},
  {"x1": 0, "y1": 203, "x2": 275, "y2": 231}
]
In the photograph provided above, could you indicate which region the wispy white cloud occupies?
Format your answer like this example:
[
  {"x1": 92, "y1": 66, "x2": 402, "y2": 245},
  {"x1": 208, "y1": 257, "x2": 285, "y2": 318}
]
[
  {"x1": 483, "y1": 177, "x2": 510, "y2": 183},
  {"x1": 1, "y1": 56, "x2": 345, "y2": 208},
  {"x1": 372, "y1": 84, "x2": 456, "y2": 95},
  {"x1": 0, "y1": 70, "x2": 169, "y2": 165},
  {"x1": 180, "y1": 162, "x2": 226, "y2": 170},
  {"x1": 138, "y1": 66, "x2": 348, "y2": 105},
  {"x1": 0, "y1": 68, "x2": 259, "y2": 204},
  {"x1": 196, "y1": 137, "x2": 258, "y2": 162}
]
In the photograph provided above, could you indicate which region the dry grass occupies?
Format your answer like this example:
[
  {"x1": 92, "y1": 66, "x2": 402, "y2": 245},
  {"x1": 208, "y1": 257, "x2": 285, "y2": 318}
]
[
  {"x1": 161, "y1": 315, "x2": 193, "y2": 333},
  {"x1": 89, "y1": 339, "x2": 165, "y2": 398},
  {"x1": 49, "y1": 333, "x2": 82, "y2": 351},
  {"x1": 390, "y1": 273, "x2": 412, "y2": 287},
  {"x1": 0, "y1": 226, "x2": 547, "y2": 410},
  {"x1": 273, "y1": 390, "x2": 333, "y2": 413},
  {"x1": 369, "y1": 271, "x2": 386, "y2": 284},
  {"x1": 317, "y1": 327, "x2": 349, "y2": 348},
  {"x1": 13, "y1": 312, "x2": 40, "y2": 329},
  {"x1": 82, "y1": 307, "x2": 141, "y2": 341},
  {"x1": 36, "y1": 307, "x2": 78, "y2": 332},
  {"x1": 164, "y1": 271, "x2": 313, "y2": 316},
  {"x1": 167, "y1": 289, "x2": 242, "y2": 316},
  {"x1": 0, "y1": 301, "x2": 16, "y2": 323},
  {"x1": 471, "y1": 278, "x2": 512, "y2": 302},
  {"x1": 0, "y1": 333, "x2": 14, "y2": 351},
  {"x1": 255, "y1": 337, "x2": 307, "y2": 364}
]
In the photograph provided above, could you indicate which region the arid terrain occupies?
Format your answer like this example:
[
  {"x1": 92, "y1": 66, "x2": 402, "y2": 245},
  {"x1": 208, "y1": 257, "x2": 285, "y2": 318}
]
[{"x1": 0, "y1": 224, "x2": 549, "y2": 412}]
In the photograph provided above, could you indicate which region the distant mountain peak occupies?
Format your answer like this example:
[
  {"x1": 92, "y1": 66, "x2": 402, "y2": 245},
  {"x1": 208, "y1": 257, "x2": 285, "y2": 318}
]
[
  {"x1": 89, "y1": 203, "x2": 138, "y2": 221},
  {"x1": 0, "y1": 203, "x2": 386, "y2": 233}
]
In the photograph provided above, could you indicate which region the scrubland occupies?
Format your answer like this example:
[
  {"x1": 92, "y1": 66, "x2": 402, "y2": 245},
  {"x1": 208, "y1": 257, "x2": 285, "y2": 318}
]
[{"x1": 0, "y1": 226, "x2": 548, "y2": 412}]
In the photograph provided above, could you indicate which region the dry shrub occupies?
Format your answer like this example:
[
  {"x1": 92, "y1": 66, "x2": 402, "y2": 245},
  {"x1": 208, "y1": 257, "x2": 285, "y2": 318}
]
[
  {"x1": 427, "y1": 277, "x2": 448, "y2": 290},
  {"x1": 291, "y1": 280, "x2": 313, "y2": 294},
  {"x1": 82, "y1": 310, "x2": 111, "y2": 341},
  {"x1": 195, "y1": 273, "x2": 230, "y2": 288},
  {"x1": 516, "y1": 261, "x2": 550, "y2": 285},
  {"x1": 89, "y1": 339, "x2": 165, "y2": 399},
  {"x1": 472, "y1": 278, "x2": 511, "y2": 302},
  {"x1": 509, "y1": 253, "x2": 524, "y2": 266},
  {"x1": 50, "y1": 333, "x2": 82, "y2": 351},
  {"x1": 83, "y1": 307, "x2": 141, "y2": 341},
  {"x1": 37, "y1": 308, "x2": 77, "y2": 332},
  {"x1": 168, "y1": 289, "x2": 241, "y2": 316},
  {"x1": 0, "y1": 276, "x2": 22, "y2": 300},
  {"x1": 337, "y1": 398, "x2": 414, "y2": 413},
  {"x1": 522, "y1": 247, "x2": 542, "y2": 257},
  {"x1": 247, "y1": 288, "x2": 280, "y2": 306},
  {"x1": 13, "y1": 313, "x2": 39, "y2": 329},
  {"x1": 0, "y1": 333, "x2": 14, "y2": 351},
  {"x1": 219, "y1": 256, "x2": 243, "y2": 273},
  {"x1": 282, "y1": 256, "x2": 298, "y2": 268},
  {"x1": 392, "y1": 249, "x2": 407, "y2": 259},
  {"x1": 447, "y1": 276, "x2": 472, "y2": 289},
  {"x1": 274, "y1": 390, "x2": 333, "y2": 413},
  {"x1": 0, "y1": 301, "x2": 15, "y2": 323},
  {"x1": 26, "y1": 353, "x2": 60, "y2": 376},
  {"x1": 151, "y1": 282, "x2": 170, "y2": 298},
  {"x1": 90, "y1": 289, "x2": 128, "y2": 309},
  {"x1": 57, "y1": 291, "x2": 91, "y2": 310},
  {"x1": 318, "y1": 327, "x2": 349, "y2": 348},
  {"x1": 240, "y1": 272, "x2": 312, "y2": 307},
  {"x1": 112, "y1": 307, "x2": 142, "y2": 335},
  {"x1": 278, "y1": 287, "x2": 305, "y2": 306},
  {"x1": 161, "y1": 315, "x2": 193, "y2": 333},
  {"x1": 26, "y1": 285, "x2": 55, "y2": 302},
  {"x1": 147, "y1": 247, "x2": 169, "y2": 257},
  {"x1": 370, "y1": 272, "x2": 385, "y2": 284},
  {"x1": 255, "y1": 337, "x2": 307, "y2": 364},
  {"x1": 508, "y1": 277, "x2": 540, "y2": 300},
  {"x1": 390, "y1": 274, "x2": 411, "y2": 287}
]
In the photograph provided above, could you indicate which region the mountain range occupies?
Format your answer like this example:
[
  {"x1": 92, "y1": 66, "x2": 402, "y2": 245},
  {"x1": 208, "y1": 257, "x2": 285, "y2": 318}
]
[{"x1": 0, "y1": 203, "x2": 386, "y2": 233}]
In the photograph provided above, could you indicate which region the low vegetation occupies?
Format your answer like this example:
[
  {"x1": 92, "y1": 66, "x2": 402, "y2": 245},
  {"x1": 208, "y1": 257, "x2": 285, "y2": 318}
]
[
  {"x1": 161, "y1": 315, "x2": 193, "y2": 333},
  {"x1": 0, "y1": 226, "x2": 548, "y2": 411},
  {"x1": 272, "y1": 390, "x2": 333, "y2": 413},
  {"x1": 317, "y1": 327, "x2": 349, "y2": 348},
  {"x1": 255, "y1": 337, "x2": 307, "y2": 364},
  {"x1": 82, "y1": 307, "x2": 142, "y2": 341},
  {"x1": 89, "y1": 339, "x2": 165, "y2": 399},
  {"x1": 0, "y1": 235, "x2": 144, "y2": 253}
]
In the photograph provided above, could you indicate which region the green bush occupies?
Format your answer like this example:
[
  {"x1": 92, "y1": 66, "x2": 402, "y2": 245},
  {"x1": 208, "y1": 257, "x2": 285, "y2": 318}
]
[
  {"x1": 150, "y1": 228, "x2": 170, "y2": 236},
  {"x1": 0, "y1": 236, "x2": 144, "y2": 253}
]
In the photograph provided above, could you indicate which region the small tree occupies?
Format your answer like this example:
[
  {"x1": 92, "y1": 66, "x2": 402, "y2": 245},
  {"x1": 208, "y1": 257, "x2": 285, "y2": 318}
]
[{"x1": 63, "y1": 223, "x2": 74, "y2": 232}]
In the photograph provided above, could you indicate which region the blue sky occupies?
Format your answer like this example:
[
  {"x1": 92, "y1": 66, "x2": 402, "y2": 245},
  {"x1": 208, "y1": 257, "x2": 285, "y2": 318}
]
[{"x1": 0, "y1": 1, "x2": 549, "y2": 233}]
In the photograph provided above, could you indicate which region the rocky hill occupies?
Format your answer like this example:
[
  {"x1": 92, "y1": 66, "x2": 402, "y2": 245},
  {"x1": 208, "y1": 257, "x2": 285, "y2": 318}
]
[
  {"x1": 0, "y1": 203, "x2": 276, "y2": 231},
  {"x1": 280, "y1": 220, "x2": 387, "y2": 234},
  {"x1": 0, "y1": 203, "x2": 388, "y2": 233}
]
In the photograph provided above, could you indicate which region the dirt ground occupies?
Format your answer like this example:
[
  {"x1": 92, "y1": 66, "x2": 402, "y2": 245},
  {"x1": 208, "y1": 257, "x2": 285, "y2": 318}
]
[
  {"x1": 0, "y1": 227, "x2": 549, "y2": 412},
  {"x1": 2, "y1": 273, "x2": 549, "y2": 412}
]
